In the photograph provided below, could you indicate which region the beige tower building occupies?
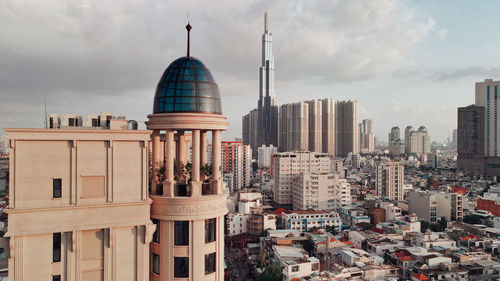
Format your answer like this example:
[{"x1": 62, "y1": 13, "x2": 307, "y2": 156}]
[
  {"x1": 272, "y1": 151, "x2": 330, "y2": 206},
  {"x1": 146, "y1": 23, "x2": 228, "y2": 281},
  {"x1": 5, "y1": 127, "x2": 154, "y2": 281},
  {"x1": 376, "y1": 161, "x2": 405, "y2": 201},
  {"x1": 278, "y1": 99, "x2": 335, "y2": 154}
]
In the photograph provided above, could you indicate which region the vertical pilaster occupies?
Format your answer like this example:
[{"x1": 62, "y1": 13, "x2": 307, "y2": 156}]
[
  {"x1": 8, "y1": 139, "x2": 15, "y2": 209},
  {"x1": 191, "y1": 130, "x2": 201, "y2": 196},
  {"x1": 106, "y1": 140, "x2": 113, "y2": 203},
  {"x1": 164, "y1": 130, "x2": 175, "y2": 197},
  {"x1": 71, "y1": 140, "x2": 78, "y2": 205}
]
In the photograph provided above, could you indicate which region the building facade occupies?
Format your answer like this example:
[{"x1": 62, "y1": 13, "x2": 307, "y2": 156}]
[
  {"x1": 257, "y1": 144, "x2": 277, "y2": 169},
  {"x1": 272, "y1": 151, "x2": 331, "y2": 206},
  {"x1": 376, "y1": 161, "x2": 405, "y2": 201},
  {"x1": 292, "y1": 173, "x2": 351, "y2": 211},
  {"x1": 360, "y1": 119, "x2": 374, "y2": 153},
  {"x1": 5, "y1": 128, "x2": 154, "y2": 281},
  {"x1": 221, "y1": 141, "x2": 252, "y2": 191},
  {"x1": 406, "y1": 126, "x2": 431, "y2": 155},
  {"x1": 407, "y1": 190, "x2": 463, "y2": 223},
  {"x1": 457, "y1": 105, "x2": 485, "y2": 176},
  {"x1": 278, "y1": 99, "x2": 335, "y2": 154},
  {"x1": 282, "y1": 210, "x2": 343, "y2": 232},
  {"x1": 335, "y1": 100, "x2": 359, "y2": 157}
]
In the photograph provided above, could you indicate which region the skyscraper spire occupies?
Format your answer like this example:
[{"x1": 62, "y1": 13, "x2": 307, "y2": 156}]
[{"x1": 264, "y1": 10, "x2": 268, "y2": 32}]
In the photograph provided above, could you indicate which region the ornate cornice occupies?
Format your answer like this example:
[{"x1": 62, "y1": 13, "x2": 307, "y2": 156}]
[{"x1": 150, "y1": 193, "x2": 228, "y2": 220}]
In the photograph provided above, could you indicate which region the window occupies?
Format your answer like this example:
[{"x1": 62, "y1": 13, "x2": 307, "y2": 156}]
[
  {"x1": 53, "y1": 275, "x2": 61, "y2": 281},
  {"x1": 205, "y1": 253, "x2": 216, "y2": 274},
  {"x1": 152, "y1": 253, "x2": 160, "y2": 275},
  {"x1": 174, "y1": 221, "x2": 189, "y2": 246},
  {"x1": 53, "y1": 179, "x2": 62, "y2": 198},
  {"x1": 53, "y1": 233, "x2": 61, "y2": 262},
  {"x1": 291, "y1": 265, "x2": 299, "y2": 272},
  {"x1": 174, "y1": 257, "x2": 189, "y2": 278},
  {"x1": 92, "y1": 118, "x2": 98, "y2": 127},
  {"x1": 69, "y1": 118, "x2": 75, "y2": 127},
  {"x1": 205, "y1": 218, "x2": 216, "y2": 243},
  {"x1": 152, "y1": 219, "x2": 160, "y2": 243}
]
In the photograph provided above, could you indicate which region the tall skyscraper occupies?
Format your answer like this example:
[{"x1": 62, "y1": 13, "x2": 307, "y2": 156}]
[
  {"x1": 476, "y1": 79, "x2": 500, "y2": 157},
  {"x1": 388, "y1": 126, "x2": 404, "y2": 155},
  {"x1": 404, "y1": 126, "x2": 414, "y2": 154},
  {"x1": 278, "y1": 99, "x2": 335, "y2": 154},
  {"x1": 258, "y1": 11, "x2": 279, "y2": 148},
  {"x1": 243, "y1": 12, "x2": 279, "y2": 154},
  {"x1": 407, "y1": 126, "x2": 431, "y2": 155},
  {"x1": 360, "y1": 119, "x2": 374, "y2": 153},
  {"x1": 457, "y1": 105, "x2": 485, "y2": 175},
  {"x1": 335, "y1": 100, "x2": 359, "y2": 157}
]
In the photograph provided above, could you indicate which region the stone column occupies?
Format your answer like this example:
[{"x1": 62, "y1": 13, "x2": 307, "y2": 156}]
[
  {"x1": 211, "y1": 130, "x2": 221, "y2": 194},
  {"x1": 191, "y1": 130, "x2": 201, "y2": 196},
  {"x1": 176, "y1": 131, "x2": 186, "y2": 178},
  {"x1": 151, "y1": 130, "x2": 160, "y2": 195},
  {"x1": 164, "y1": 130, "x2": 175, "y2": 197},
  {"x1": 200, "y1": 130, "x2": 207, "y2": 166}
]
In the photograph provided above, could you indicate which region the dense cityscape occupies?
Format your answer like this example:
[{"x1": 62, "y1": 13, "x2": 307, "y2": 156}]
[{"x1": 2, "y1": 3, "x2": 500, "y2": 281}]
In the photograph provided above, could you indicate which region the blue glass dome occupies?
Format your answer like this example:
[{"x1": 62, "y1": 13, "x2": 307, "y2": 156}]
[{"x1": 153, "y1": 56, "x2": 222, "y2": 114}]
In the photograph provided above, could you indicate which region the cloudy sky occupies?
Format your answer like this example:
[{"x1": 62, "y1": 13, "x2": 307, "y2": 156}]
[{"x1": 1, "y1": 0, "x2": 500, "y2": 143}]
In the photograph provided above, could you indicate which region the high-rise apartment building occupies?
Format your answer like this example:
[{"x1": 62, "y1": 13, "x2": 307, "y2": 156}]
[
  {"x1": 243, "y1": 12, "x2": 278, "y2": 153},
  {"x1": 360, "y1": 119, "x2": 374, "y2": 153},
  {"x1": 376, "y1": 161, "x2": 405, "y2": 201},
  {"x1": 335, "y1": 100, "x2": 359, "y2": 157},
  {"x1": 457, "y1": 105, "x2": 485, "y2": 175},
  {"x1": 388, "y1": 126, "x2": 404, "y2": 155},
  {"x1": 221, "y1": 141, "x2": 252, "y2": 191},
  {"x1": 147, "y1": 24, "x2": 228, "y2": 280},
  {"x1": 5, "y1": 128, "x2": 154, "y2": 281},
  {"x1": 278, "y1": 101, "x2": 309, "y2": 152},
  {"x1": 405, "y1": 126, "x2": 431, "y2": 155},
  {"x1": 272, "y1": 151, "x2": 330, "y2": 206},
  {"x1": 278, "y1": 99, "x2": 335, "y2": 154},
  {"x1": 404, "y1": 126, "x2": 413, "y2": 154},
  {"x1": 258, "y1": 144, "x2": 277, "y2": 169},
  {"x1": 292, "y1": 173, "x2": 351, "y2": 210}
]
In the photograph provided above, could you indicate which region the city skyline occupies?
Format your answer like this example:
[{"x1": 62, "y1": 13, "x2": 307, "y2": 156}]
[{"x1": 2, "y1": 1, "x2": 500, "y2": 142}]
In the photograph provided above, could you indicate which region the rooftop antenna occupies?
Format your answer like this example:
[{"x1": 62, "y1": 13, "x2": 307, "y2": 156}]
[{"x1": 186, "y1": 11, "x2": 192, "y2": 57}]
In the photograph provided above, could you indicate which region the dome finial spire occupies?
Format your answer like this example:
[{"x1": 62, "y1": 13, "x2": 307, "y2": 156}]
[{"x1": 186, "y1": 12, "x2": 192, "y2": 57}]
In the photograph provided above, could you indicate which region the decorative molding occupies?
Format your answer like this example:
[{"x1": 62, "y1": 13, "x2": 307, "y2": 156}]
[{"x1": 151, "y1": 194, "x2": 228, "y2": 220}]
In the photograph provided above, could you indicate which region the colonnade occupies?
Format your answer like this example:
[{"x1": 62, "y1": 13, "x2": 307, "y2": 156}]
[{"x1": 151, "y1": 129, "x2": 221, "y2": 197}]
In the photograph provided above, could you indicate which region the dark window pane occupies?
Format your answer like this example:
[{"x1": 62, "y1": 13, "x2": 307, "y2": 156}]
[
  {"x1": 174, "y1": 257, "x2": 189, "y2": 278},
  {"x1": 53, "y1": 179, "x2": 62, "y2": 198},
  {"x1": 205, "y1": 218, "x2": 216, "y2": 243},
  {"x1": 53, "y1": 233, "x2": 61, "y2": 262},
  {"x1": 205, "y1": 253, "x2": 216, "y2": 274},
  {"x1": 152, "y1": 219, "x2": 160, "y2": 243},
  {"x1": 53, "y1": 275, "x2": 61, "y2": 281},
  {"x1": 152, "y1": 253, "x2": 160, "y2": 275},
  {"x1": 174, "y1": 221, "x2": 189, "y2": 246}
]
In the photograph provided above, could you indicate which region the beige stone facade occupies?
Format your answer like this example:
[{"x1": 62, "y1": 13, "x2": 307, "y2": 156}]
[{"x1": 5, "y1": 128, "x2": 154, "y2": 281}]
